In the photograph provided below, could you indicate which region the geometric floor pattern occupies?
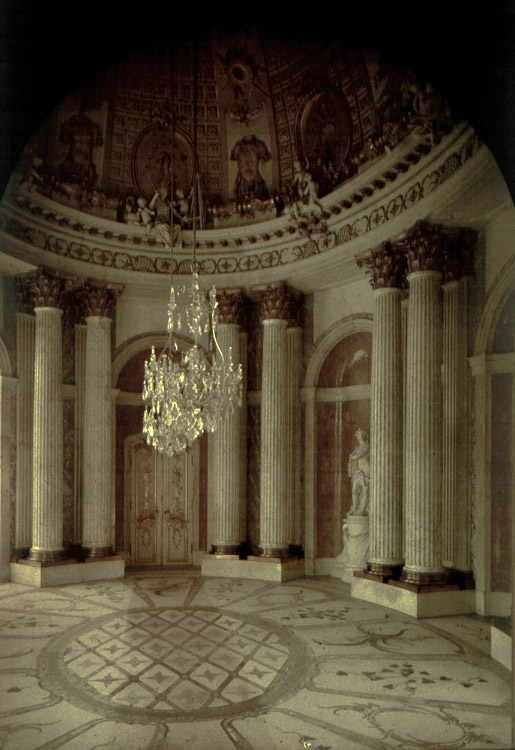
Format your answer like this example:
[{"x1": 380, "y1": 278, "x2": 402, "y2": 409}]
[{"x1": 0, "y1": 569, "x2": 511, "y2": 749}]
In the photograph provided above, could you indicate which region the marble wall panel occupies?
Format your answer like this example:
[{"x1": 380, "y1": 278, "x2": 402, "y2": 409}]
[
  {"x1": 246, "y1": 404, "x2": 261, "y2": 552},
  {"x1": 317, "y1": 331, "x2": 372, "y2": 387},
  {"x1": 62, "y1": 398, "x2": 75, "y2": 547},
  {"x1": 490, "y1": 372, "x2": 512, "y2": 592}
]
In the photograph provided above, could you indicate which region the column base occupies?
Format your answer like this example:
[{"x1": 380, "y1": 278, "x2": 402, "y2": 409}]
[
  {"x1": 365, "y1": 561, "x2": 404, "y2": 581},
  {"x1": 400, "y1": 568, "x2": 448, "y2": 586},
  {"x1": 201, "y1": 553, "x2": 304, "y2": 582},
  {"x1": 83, "y1": 545, "x2": 114, "y2": 559},
  {"x1": 10, "y1": 556, "x2": 125, "y2": 588},
  {"x1": 257, "y1": 546, "x2": 291, "y2": 559},
  {"x1": 28, "y1": 548, "x2": 67, "y2": 563},
  {"x1": 210, "y1": 544, "x2": 241, "y2": 556},
  {"x1": 352, "y1": 573, "x2": 475, "y2": 618}
]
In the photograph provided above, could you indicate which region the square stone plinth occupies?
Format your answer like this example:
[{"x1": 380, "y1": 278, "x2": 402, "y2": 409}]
[
  {"x1": 491, "y1": 624, "x2": 512, "y2": 670},
  {"x1": 351, "y1": 574, "x2": 475, "y2": 618},
  {"x1": 201, "y1": 554, "x2": 305, "y2": 582},
  {"x1": 10, "y1": 556, "x2": 125, "y2": 587}
]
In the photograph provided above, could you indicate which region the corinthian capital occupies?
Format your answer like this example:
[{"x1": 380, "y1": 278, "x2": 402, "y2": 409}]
[
  {"x1": 80, "y1": 282, "x2": 121, "y2": 318},
  {"x1": 357, "y1": 242, "x2": 406, "y2": 290},
  {"x1": 404, "y1": 221, "x2": 445, "y2": 275},
  {"x1": 216, "y1": 289, "x2": 248, "y2": 327},
  {"x1": 28, "y1": 267, "x2": 66, "y2": 309},
  {"x1": 259, "y1": 282, "x2": 291, "y2": 322}
]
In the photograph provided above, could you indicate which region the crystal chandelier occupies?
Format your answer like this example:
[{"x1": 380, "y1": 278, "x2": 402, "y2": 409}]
[{"x1": 142, "y1": 41, "x2": 243, "y2": 456}]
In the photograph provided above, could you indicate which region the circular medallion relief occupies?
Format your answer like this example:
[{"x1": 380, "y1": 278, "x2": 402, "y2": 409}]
[{"x1": 39, "y1": 607, "x2": 308, "y2": 722}]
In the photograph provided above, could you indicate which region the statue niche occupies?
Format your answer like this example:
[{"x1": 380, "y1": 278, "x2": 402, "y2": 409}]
[{"x1": 335, "y1": 428, "x2": 370, "y2": 582}]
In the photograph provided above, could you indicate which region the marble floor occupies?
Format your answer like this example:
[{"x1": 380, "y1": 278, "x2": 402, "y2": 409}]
[{"x1": 0, "y1": 570, "x2": 511, "y2": 750}]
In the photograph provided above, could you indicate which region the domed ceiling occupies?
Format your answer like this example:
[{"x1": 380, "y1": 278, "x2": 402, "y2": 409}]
[{"x1": 7, "y1": 28, "x2": 454, "y2": 232}]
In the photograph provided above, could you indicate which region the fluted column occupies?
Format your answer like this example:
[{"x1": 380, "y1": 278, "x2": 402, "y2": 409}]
[
  {"x1": 358, "y1": 244, "x2": 404, "y2": 577},
  {"x1": 285, "y1": 297, "x2": 302, "y2": 551},
  {"x1": 29, "y1": 269, "x2": 66, "y2": 562},
  {"x1": 211, "y1": 290, "x2": 247, "y2": 555},
  {"x1": 14, "y1": 310, "x2": 35, "y2": 553},
  {"x1": 73, "y1": 323, "x2": 87, "y2": 546},
  {"x1": 81, "y1": 283, "x2": 117, "y2": 558},
  {"x1": 259, "y1": 283, "x2": 290, "y2": 557},
  {"x1": 401, "y1": 223, "x2": 445, "y2": 585}
]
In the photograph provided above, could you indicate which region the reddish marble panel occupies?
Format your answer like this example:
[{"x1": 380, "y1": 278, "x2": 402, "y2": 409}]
[
  {"x1": 115, "y1": 404, "x2": 144, "y2": 552},
  {"x1": 316, "y1": 399, "x2": 370, "y2": 558},
  {"x1": 490, "y1": 372, "x2": 512, "y2": 592},
  {"x1": 317, "y1": 332, "x2": 372, "y2": 387},
  {"x1": 116, "y1": 347, "x2": 164, "y2": 392}
]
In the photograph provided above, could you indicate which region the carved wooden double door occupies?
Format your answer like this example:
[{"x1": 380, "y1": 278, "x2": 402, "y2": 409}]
[{"x1": 127, "y1": 434, "x2": 194, "y2": 566}]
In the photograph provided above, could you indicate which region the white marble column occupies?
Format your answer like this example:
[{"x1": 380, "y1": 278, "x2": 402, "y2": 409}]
[
  {"x1": 359, "y1": 245, "x2": 404, "y2": 577},
  {"x1": 211, "y1": 290, "x2": 246, "y2": 555},
  {"x1": 73, "y1": 324, "x2": 87, "y2": 547},
  {"x1": 401, "y1": 223, "x2": 445, "y2": 585},
  {"x1": 15, "y1": 312, "x2": 35, "y2": 553},
  {"x1": 286, "y1": 316, "x2": 302, "y2": 550},
  {"x1": 29, "y1": 270, "x2": 66, "y2": 562},
  {"x1": 82, "y1": 283, "x2": 116, "y2": 558},
  {"x1": 259, "y1": 283, "x2": 290, "y2": 557}
]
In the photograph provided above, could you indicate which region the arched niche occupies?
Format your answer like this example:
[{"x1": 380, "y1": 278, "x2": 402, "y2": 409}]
[
  {"x1": 471, "y1": 256, "x2": 514, "y2": 614},
  {"x1": 303, "y1": 314, "x2": 372, "y2": 573}
]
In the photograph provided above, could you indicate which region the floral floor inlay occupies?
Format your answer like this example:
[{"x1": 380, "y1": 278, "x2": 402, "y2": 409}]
[{"x1": 0, "y1": 571, "x2": 510, "y2": 749}]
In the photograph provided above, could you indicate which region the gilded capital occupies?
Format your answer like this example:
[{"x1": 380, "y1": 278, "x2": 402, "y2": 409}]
[
  {"x1": 28, "y1": 267, "x2": 66, "y2": 309},
  {"x1": 404, "y1": 221, "x2": 445, "y2": 275},
  {"x1": 80, "y1": 282, "x2": 119, "y2": 318},
  {"x1": 259, "y1": 282, "x2": 291, "y2": 322},
  {"x1": 357, "y1": 242, "x2": 406, "y2": 290},
  {"x1": 216, "y1": 289, "x2": 248, "y2": 327}
]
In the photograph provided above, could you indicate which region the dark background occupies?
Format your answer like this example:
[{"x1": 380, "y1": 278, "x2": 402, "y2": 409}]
[{"x1": 0, "y1": 2, "x2": 513, "y2": 201}]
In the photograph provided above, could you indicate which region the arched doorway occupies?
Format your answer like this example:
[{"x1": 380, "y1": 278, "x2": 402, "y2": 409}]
[{"x1": 112, "y1": 334, "x2": 207, "y2": 567}]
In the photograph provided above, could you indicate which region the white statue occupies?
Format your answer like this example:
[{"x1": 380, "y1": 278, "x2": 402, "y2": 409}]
[{"x1": 347, "y1": 428, "x2": 370, "y2": 516}]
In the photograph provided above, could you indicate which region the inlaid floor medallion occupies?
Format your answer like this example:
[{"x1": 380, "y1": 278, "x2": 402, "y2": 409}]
[{"x1": 39, "y1": 606, "x2": 308, "y2": 722}]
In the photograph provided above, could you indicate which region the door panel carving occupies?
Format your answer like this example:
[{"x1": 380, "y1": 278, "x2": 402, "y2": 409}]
[{"x1": 128, "y1": 436, "x2": 192, "y2": 566}]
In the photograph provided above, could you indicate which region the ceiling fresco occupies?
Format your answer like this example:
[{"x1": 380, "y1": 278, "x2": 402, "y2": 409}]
[{"x1": 8, "y1": 27, "x2": 454, "y2": 236}]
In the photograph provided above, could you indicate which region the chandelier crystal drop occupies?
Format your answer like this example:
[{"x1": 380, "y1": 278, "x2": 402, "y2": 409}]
[{"x1": 142, "y1": 273, "x2": 243, "y2": 457}]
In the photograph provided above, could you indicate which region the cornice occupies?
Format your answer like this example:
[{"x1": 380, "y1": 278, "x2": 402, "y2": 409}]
[{"x1": 0, "y1": 125, "x2": 487, "y2": 285}]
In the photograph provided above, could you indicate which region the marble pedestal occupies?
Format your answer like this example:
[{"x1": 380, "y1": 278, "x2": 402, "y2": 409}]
[
  {"x1": 333, "y1": 514, "x2": 369, "y2": 582},
  {"x1": 351, "y1": 574, "x2": 475, "y2": 618},
  {"x1": 10, "y1": 556, "x2": 125, "y2": 587},
  {"x1": 201, "y1": 554, "x2": 305, "y2": 582}
]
